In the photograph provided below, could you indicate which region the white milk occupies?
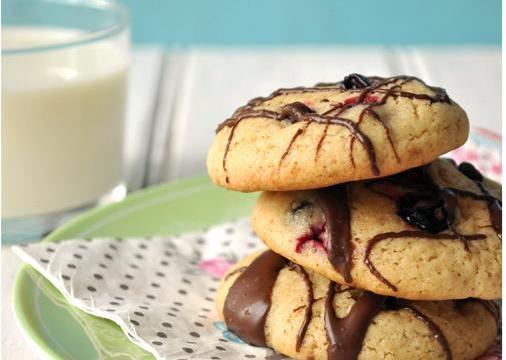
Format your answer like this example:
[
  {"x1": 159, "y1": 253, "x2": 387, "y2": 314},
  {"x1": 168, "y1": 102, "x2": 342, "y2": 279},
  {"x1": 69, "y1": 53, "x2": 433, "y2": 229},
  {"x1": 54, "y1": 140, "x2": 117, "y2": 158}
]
[{"x1": 2, "y1": 27, "x2": 128, "y2": 217}]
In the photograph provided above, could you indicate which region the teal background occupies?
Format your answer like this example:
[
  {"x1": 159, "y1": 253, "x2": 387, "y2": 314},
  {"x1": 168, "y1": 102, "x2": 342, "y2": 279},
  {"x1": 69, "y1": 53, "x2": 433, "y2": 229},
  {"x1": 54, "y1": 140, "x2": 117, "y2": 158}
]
[{"x1": 120, "y1": 0, "x2": 501, "y2": 45}]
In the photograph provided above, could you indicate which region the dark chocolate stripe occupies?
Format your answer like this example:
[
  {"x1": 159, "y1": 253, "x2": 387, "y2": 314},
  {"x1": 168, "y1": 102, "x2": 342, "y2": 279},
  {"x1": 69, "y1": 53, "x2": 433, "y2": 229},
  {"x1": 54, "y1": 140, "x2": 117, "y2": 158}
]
[
  {"x1": 389, "y1": 89, "x2": 450, "y2": 103},
  {"x1": 217, "y1": 109, "x2": 279, "y2": 132},
  {"x1": 288, "y1": 263, "x2": 314, "y2": 352},
  {"x1": 223, "y1": 250, "x2": 288, "y2": 346},
  {"x1": 222, "y1": 121, "x2": 240, "y2": 184},
  {"x1": 220, "y1": 109, "x2": 280, "y2": 184},
  {"x1": 357, "y1": 101, "x2": 400, "y2": 163},
  {"x1": 403, "y1": 304, "x2": 452, "y2": 360},
  {"x1": 324, "y1": 283, "x2": 385, "y2": 360},
  {"x1": 318, "y1": 185, "x2": 354, "y2": 283},
  {"x1": 279, "y1": 126, "x2": 306, "y2": 166}
]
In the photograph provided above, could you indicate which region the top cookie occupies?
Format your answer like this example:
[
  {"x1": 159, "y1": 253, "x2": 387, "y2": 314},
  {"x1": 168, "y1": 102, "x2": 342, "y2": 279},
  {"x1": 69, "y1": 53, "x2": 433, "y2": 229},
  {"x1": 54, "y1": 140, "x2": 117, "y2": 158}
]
[{"x1": 207, "y1": 74, "x2": 469, "y2": 192}]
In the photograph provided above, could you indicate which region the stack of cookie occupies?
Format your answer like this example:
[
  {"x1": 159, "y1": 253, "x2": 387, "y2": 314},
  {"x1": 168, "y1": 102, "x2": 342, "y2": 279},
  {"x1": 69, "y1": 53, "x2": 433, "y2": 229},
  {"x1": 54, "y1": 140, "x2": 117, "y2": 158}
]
[{"x1": 207, "y1": 74, "x2": 501, "y2": 360}]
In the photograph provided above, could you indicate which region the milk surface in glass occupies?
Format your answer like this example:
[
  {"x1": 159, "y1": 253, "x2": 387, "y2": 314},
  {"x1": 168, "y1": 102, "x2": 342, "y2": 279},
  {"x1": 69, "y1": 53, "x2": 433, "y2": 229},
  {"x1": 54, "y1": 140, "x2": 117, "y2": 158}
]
[{"x1": 2, "y1": 27, "x2": 128, "y2": 217}]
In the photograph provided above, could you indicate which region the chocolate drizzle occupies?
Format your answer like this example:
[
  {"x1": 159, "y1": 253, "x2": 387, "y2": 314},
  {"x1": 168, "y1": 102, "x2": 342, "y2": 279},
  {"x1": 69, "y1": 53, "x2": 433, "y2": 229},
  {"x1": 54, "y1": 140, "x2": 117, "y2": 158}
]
[
  {"x1": 324, "y1": 283, "x2": 385, "y2": 360},
  {"x1": 384, "y1": 299, "x2": 452, "y2": 360},
  {"x1": 406, "y1": 305, "x2": 452, "y2": 360},
  {"x1": 217, "y1": 74, "x2": 451, "y2": 184},
  {"x1": 224, "y1": 266, "x2": 247, "y2": 281},
  {"x1": 364, "y1": 231, "x2": 486, "y2": 291},
  {"x1": 223, "y1": 251, "x2": 497, "y2": 360},
  {"x1": 287, "y1": 263, "x2": 314, "y2": 352},
  {"x1": 279, "y1": 126, "x2": 306, "y2": 166},
  {"x1": 449, "y1": 187, "x2": 502, "y2": 236},
  {"x1": 318, "y1": 185, "x2": 354, "y2": 283}
]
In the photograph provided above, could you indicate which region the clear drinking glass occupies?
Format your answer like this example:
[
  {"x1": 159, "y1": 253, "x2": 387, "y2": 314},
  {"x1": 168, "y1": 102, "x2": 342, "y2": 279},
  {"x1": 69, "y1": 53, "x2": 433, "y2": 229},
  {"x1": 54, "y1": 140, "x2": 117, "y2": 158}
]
[{"x1": 2, "y1": 0, "x2": 130, "y2": 242}]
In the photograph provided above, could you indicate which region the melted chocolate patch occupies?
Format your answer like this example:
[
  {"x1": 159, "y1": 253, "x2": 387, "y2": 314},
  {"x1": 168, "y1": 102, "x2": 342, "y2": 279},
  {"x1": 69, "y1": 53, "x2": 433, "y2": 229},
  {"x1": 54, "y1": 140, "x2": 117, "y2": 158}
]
[{"x1": 223, "y1": 251, "x2": 287, "y2": 346}]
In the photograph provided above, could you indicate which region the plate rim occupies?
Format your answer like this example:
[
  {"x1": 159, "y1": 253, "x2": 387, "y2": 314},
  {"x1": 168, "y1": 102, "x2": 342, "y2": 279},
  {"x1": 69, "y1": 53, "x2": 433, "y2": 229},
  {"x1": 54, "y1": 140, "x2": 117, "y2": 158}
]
[{"x1": 11, "y1": 175, "x2": 215, "y2": 359}]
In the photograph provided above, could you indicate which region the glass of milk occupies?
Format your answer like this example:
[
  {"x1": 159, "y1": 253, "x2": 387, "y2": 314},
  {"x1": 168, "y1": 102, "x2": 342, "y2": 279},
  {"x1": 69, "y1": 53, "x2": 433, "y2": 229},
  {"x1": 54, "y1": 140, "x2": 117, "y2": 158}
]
[{"x1": 2, "y1": 0, "x2": 130, "y2": 242}]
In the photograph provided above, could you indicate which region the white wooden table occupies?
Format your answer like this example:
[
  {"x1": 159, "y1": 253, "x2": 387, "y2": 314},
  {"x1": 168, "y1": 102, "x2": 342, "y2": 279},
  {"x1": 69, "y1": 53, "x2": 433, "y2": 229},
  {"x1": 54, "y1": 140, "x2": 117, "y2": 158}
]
[{"x1": 2, "y1": 46, "x2": 501, "y2": 359}]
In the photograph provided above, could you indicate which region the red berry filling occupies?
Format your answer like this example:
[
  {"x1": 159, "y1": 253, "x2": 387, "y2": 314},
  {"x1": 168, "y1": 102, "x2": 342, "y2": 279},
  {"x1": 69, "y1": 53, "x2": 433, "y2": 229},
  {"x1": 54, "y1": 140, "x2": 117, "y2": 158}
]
[
  {"x1": 343, "y1": 95, "x2": 379, "y2": 105},
  {"x1": 295, "y1": 223, "x2": 327, "y2": 253}
]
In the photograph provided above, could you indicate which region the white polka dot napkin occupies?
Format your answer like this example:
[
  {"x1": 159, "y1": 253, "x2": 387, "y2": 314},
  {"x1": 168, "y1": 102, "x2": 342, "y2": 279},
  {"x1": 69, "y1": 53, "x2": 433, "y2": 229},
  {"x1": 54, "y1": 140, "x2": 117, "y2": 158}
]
[
  {"x1": 12, "y1": 216, "x2": 501, "y2": 360},
  {"x1": 12, "y1": 219, "x2": 288, "y2": 360}
]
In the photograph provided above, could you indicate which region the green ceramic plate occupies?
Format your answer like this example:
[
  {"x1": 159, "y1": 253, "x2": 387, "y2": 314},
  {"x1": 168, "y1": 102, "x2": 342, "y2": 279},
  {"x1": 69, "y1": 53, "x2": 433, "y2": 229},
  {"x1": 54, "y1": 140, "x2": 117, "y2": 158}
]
[{"x1": 12, "y1": 176, "x2": 257, "y2": 359}]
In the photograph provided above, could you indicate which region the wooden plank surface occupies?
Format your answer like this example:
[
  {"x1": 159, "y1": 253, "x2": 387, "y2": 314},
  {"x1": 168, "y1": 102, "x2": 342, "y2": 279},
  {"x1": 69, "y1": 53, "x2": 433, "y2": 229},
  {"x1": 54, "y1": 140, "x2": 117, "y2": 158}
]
[{"x1": 124, "y1": 47, "x2": 165, "y2": 190}]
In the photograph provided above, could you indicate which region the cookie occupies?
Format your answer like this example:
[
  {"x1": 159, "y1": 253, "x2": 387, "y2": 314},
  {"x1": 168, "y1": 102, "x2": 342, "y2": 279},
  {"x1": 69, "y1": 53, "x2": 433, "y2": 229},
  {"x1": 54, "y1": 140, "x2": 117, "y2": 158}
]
[
  {"x1": 252, "y1": 159, "x2": 501, "y2": 300},
  {"x1": 207, "y1": 74, "x2": 469, "y2": 192},
  {"x1": 216, "y1": 250, "x2": 498, "y2": 360}
]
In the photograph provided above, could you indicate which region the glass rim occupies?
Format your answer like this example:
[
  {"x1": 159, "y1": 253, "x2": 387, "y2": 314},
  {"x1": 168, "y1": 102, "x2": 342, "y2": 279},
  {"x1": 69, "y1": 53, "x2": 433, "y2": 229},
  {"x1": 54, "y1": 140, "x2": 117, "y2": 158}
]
[{"x1": 2, "y1": 0, "x2": 130, "y2": 56}]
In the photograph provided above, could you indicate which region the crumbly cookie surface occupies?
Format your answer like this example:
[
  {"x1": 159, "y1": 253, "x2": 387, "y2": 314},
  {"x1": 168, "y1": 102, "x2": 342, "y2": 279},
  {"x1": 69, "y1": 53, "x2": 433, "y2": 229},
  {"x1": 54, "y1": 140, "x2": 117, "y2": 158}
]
[
  {"x1": 208, "y1": 75, "x2": 469, "y2": 192},
  {"x1": 216, "y1": 251, "x2": 498, "y2": 360},
  {"x1": 252, "y1": 159, "x2": 502, "y2": 300}
]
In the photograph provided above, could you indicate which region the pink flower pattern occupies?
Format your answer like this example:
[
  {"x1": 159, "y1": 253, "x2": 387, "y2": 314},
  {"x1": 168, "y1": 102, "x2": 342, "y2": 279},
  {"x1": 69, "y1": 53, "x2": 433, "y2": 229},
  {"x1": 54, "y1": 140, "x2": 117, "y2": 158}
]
[
  {"x1": 199, "y1": 258, "x2": 233, "y2": 278},
  {"x1": 449, "y1": 128, "x2": 501, "y2": 181}
]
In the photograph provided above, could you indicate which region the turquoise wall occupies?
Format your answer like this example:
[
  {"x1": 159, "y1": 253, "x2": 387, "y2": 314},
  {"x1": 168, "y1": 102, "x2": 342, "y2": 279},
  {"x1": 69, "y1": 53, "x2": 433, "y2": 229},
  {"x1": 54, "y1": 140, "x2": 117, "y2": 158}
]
[{"x1": 120, "y1": 0, "x2": 501, "y2": 45}]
